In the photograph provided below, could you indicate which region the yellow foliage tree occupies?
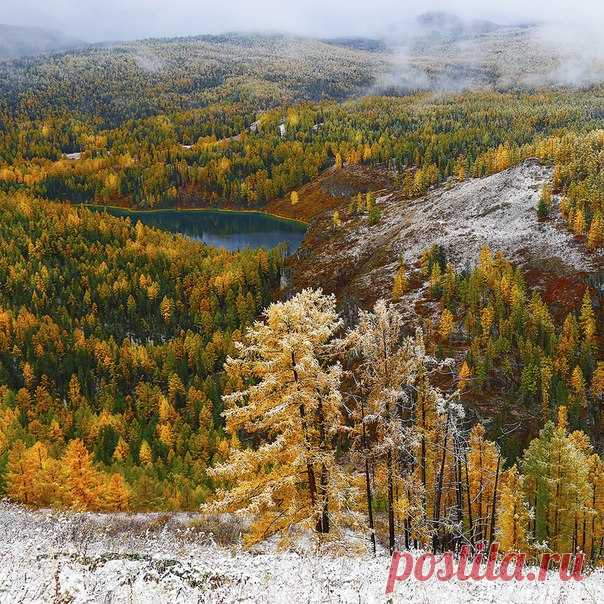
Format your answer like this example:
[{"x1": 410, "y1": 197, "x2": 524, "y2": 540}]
[
  {"x1": 571, "y1": 365, "x2": 587, "y2": 407},
  {"x1": 580, "y1": 290, "x2": 596, "y2": 343},
  {"x1": 139, "y1": 440, "x2": 153, "y2": 466},
  {"x1": 467, "y1": 423, "x2": 500, "y2": 544},
  {"x1": 203, "y1": 289, "x2": 352, "y2": 545},
  {"x1": 573, "y1": 208, "x2": 585, "y2": 235},
  {"x1": 62, "y1": 438, "x2": 104, "y2": 510},
  {"x1": 587, "y1": 215, "x2": 604, "y2": 250},
  {"x1": 157, "y1": 423, "x2": 174, "y2": 448},
  {"x1": 439, "y1": 309, "x2": 454, "y2": 341},
  {"x1": 459, "y1": 360, "x2": 471, "y2": 391},
  {"x1": 392, "y1": 265, "x2": 407, "y2": 302},
  {"x1": 160, "y1": 296, "x2": 173, "y2": 324},
  {"x1": 6, "y1": 441, "x2": 37, "y2": 505},
  {"x1": 113, "y1": 437, "x2": 130, "y2": 462},
  {"x1": 104, "y1": 473, "x2": 131, "y2": 511},
  {"x1": 332, "y1": 210, "x2": 342, "y2": 228},
  {"x1": 541, "y1": 358, "x2": 553, "y2": 423},
  {"x1": 592, "y1": 362, "x2": 604, "y2": 397},
  {"x1": 497, "y1": 465, "x2": 529, "y2": 552}
]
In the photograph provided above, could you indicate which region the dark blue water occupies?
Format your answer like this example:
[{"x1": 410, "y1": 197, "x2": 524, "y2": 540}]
[{"x1": 96, "y1": 208, "x2": 307, "y2": 253}]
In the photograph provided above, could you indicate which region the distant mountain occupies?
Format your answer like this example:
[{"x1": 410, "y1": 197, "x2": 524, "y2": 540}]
[
  {"x1": 0, "y1": 32, "x2": 388, "y2": 126},
  {"x1": 0, "y1": 24, "x2": 85, "y2": 60},
  {"x1": 322, "y1": 37, "x2": 387, "y2": 53},
  {"x1": 415, "y1": 11, "x2": 501, "y2": 40}
]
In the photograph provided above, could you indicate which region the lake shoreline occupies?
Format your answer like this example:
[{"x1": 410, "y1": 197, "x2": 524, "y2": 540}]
[
  {"x1": 80, "y1": 203, "x2": 309, "y2": 227},
  {"x1": 83, "y1": 203, "x2": 307, "y2": 253}
]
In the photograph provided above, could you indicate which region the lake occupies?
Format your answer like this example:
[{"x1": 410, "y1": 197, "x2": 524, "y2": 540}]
[{"x1": 94, "y1": 208, "x2": 307, "y2": 253}]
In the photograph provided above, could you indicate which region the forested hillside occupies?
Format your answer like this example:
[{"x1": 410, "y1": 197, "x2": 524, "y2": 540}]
[
  {"x1": 0, "y1": 194, "x2": 282, "y2": 509},
  {"x1": 0, "y1": 20, "x2": 603, "y2": 572},
  {"x1": 2, "y1": 89, "x2": 604, "y2": 213},
  {"x1": 0, "y1": 33, "x2": 385, "y2": 125}
]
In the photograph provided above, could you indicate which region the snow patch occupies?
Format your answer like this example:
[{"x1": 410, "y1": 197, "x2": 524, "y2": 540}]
[
  {"x1": 383, "y1": 160, "x2": 597, "y2": 272},
  {"x1": 294, "y1": 160, "x2": 602, "y2": 308},
  {"x1": 1, "y1": 503, "x2": 603, "y2": 603}
]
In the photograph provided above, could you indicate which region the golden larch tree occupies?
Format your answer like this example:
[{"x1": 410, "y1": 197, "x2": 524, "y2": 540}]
[
  {"x1": 62, "y1": 438, "x2": 104, "y2": 510},
  {"x1": 203, "y1": 289, "x2": 353, "y2": 545},
  {"x1": 497, "y1": 465, "x2": 529, "y2": 552}
]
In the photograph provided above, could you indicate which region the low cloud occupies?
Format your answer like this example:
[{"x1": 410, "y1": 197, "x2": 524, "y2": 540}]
[
  {"x1": 1, "y1": 1, "x2": 603, "y2": 43},
  {"x1": 2, "y1": 1, "x2": 603, "y2": 88}
]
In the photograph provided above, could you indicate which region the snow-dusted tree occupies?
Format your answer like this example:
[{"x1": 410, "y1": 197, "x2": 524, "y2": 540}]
[
  {"x1": 429, "y1": 399, "x2": 470, "y2": 553},
  {"x1": 344, "y1": 300, "x2": 414, "y2": 552},
  {"x1": 344, "y1": 299, "x2": 458, "y2": 553},
  {"x1": 204, "y1": 289, "x2": 355, "y2": 545}
]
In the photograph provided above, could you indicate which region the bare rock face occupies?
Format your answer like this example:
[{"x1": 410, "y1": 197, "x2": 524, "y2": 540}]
[
  {"x1": 388, "y1": 159, "x2": 595, "y2": 271},
  {"x1": 292, "y1": 159, "x2": 603, "y2": 310}
]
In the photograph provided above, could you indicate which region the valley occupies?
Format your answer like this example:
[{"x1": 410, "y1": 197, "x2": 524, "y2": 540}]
[{"x1": 0, "y1": 7, "x2": 604, "y2": 601}]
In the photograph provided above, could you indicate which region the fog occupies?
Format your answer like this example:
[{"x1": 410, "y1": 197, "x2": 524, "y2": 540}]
[
  {"x1": 3, "y1": 0, "x2": 604, "y2": 89},
  {"x1": 2, "y1": 0, "x2": 603, "y2": 43}
]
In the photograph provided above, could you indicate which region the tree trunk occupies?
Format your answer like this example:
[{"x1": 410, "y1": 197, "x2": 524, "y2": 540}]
[
  {"x1": 291, "y1": 352, "x2": 318, "y2": 511},
  {"x1": 464, "y1": 452, "x2": 474, "y2": 546},
  {"x1": 317, "y1": 463, "x2": 330, "y2": 533},
  {"x1": 454, "y1": 439, "x2": 464, "y2": 550},
  {"x1": 489, "y1": 454, "x2": 500, "y2": 545},
  {"x1": 591, "y1": 483, "x2": 597, "y2": 560},
  {"x1": 420, "y1": 402, "x2": 427, "y2": 491},
  {"x1": 477, "y1": 441, "x2": 484, "y2": 544},
  {"x1": 361, "y1": 400, "x2": 376, "y2": 554},
  {"x1": 432, "y1": 412, "x2": 450, "y2": 553},
  {"x1": 316, "y1": 396, "x2": 330, "y2": 534},
  {"x1": 387, "y1": 448, "x2": 395, "y2": 553}
]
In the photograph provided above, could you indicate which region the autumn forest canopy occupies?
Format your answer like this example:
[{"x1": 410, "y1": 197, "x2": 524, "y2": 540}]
[{"x1": 0, "y1": 28, "x2": 603, "y2": 563}]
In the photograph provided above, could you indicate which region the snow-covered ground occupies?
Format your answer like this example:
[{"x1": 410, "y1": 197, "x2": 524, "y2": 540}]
[
  {"x1": 293, "y1": 159, "x2": 603, "y2": 310},
  {"x1": 386, "y1": 159, "x2": 598, "y2": 272},
  {"x1": 343, "y1": 159, "x2": 599, "y2": 275},
  {"x1": 1, "y1": 502, "x2": 603, "y2": 603}
]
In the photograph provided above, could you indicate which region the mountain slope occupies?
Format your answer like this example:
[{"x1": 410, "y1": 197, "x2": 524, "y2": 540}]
[
  {"x1": 379, "y1": 13, "x2": 604, "y2": 91},
  {"x1": 1, "y1": 22, "x2": 603, "y2": 125},
  {"x1": 0, "y1": 33, "x2": 388, "y2": 125},
  {"x1": 289, "y1": 160, "x2": 602, "y2": 311}
]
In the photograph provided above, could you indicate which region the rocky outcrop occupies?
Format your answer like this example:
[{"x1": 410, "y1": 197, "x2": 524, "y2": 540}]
[{"x1": 292, "y1": 160, "x2": 603, "y2": 310}]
